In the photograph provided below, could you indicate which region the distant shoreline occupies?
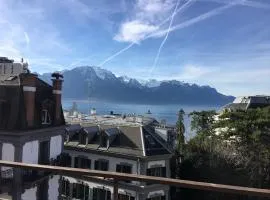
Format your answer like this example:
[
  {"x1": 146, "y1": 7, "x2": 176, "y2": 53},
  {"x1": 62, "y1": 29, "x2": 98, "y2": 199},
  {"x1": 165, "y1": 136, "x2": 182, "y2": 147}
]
[{"x1": 62, "y1": 98, "x2": 225, "y2": 107}]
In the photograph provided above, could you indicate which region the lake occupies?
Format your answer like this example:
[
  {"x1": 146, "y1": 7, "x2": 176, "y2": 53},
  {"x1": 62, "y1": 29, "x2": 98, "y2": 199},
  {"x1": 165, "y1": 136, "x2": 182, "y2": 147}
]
[{"x1": 62, "y1": 99, "x2": 220, "y2": 139}]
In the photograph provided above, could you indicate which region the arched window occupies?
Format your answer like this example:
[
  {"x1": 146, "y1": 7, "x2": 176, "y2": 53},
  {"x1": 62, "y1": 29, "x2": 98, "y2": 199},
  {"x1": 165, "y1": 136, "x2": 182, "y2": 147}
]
[{"x1": 42, "y1": 109, "x2": 51, "y2": 124}]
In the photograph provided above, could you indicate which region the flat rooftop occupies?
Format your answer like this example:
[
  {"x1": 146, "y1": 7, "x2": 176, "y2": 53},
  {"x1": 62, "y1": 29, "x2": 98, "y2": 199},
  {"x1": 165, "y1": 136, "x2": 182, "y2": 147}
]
[{"x1": 66, "y1": 114, "x2": 157, "y2": 127}]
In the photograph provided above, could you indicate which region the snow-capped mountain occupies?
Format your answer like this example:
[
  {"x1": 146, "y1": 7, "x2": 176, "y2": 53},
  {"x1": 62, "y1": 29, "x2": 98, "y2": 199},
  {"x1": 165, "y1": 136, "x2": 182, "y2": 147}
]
[
  {"x1": 143, "y1": 79, "x2": 161, "y2": 88},
  {"x1": 92, "y1": 66, "x2": 116, "y2": 80},
  {"x1": 39, "y1": 66, "x2": 234, "y2": 105}
]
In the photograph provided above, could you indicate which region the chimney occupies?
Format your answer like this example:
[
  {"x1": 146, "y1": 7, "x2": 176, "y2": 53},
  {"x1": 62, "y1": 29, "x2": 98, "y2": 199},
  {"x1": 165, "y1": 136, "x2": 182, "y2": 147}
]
[
  {"x1": 52, "y1": 72, "x2": 64, "y2": 125},
  {"x1": 22, "y1": 74, "x2": 37, "y2": 128}
]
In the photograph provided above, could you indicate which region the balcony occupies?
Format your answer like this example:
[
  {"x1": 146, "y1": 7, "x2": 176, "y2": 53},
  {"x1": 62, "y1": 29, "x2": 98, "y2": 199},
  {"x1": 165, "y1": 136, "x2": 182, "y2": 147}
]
[{"x1": 0, "y1": 160, "x2": 269, "y2": 200}]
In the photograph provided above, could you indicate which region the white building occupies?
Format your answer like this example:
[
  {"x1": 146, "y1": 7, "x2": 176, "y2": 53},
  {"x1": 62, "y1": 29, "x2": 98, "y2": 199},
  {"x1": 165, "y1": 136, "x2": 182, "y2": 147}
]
[
  {"x1": 0, "y1": 57, "x2": 65, "y2": 181},
  {"x1": 63, "y1": 116, "x2": 173, "y2": 200}
]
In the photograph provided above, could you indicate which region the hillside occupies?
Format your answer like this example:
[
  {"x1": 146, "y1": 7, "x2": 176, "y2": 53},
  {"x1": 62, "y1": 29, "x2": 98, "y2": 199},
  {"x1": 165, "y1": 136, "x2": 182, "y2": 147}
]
[{"x1": 39, "y1": 66, "x2": 234, "y2": 105}]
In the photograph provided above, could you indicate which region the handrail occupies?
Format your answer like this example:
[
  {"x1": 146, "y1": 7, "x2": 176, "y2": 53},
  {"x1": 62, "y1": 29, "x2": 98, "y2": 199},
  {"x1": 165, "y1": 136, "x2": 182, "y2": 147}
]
[{"x1": 0, "y1": 160, "x2": 270, "y2": 198}]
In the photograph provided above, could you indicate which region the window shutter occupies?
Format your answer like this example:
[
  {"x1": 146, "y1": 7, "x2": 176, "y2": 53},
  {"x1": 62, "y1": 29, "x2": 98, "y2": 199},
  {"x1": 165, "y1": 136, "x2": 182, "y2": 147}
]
[
  {"x1": 93, "y1": 188, "x2": 97, "y2": 200},
  {"x1": 146, "y1": 168, "x2": 151, "y2": 176},
  {"x1": 87, "y1": 159, "x2": 91, "y2": 169},
  {"x1": 74, "y1": 157, "x2": 79, "y2": 168},
  {"x1": 72, "y1": 183, "x2": 76, "y2": 198},
  {"x1": 83, "y1": 185, "x2": 90, "y2": 200},
  {"x1": 94, "y1": 160, "x2": 98, "y2": 170},
  {"x1": 106, "y1": 190, "x2": 111, "y2": 200},
  {"x1": 66, "y1": 181, "x2": 70, "y2": 197},
  {"x1": 89, "y1": 187, "x2": 93, "y2": 200},
  {"x1": 116, "y1": 164, "x2": 121, "y2": 172},
  {"x1": 126, "y1": 165, "x2": 132, "y2": 173},
  {"x1": 102, "y1": 161, "x2": 107, "y2": 171},
  {"x1": 162, "y1": 167, "x2": 166, "y2": 177}
]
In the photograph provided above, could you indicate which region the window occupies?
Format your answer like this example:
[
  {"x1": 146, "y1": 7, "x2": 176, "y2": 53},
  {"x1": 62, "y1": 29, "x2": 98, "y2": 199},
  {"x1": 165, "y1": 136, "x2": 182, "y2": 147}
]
[
  {"x1": 61, "y1": 178, "x2": 70, "y2": 197},
  {"x1": 116, "y1": 164, "x2": 132, "y2": 173},
  {"x1": 74, "y1": 157, "x2": 91, "y2": 169},
  {"x1": 100, "y1": 135, "x2": 108, "y2": 147},
  {"x1": 147, "y1": 167, "x2": 166, "y2": 177},
  {"x1": 118, "y1": 194, "x2": 135, "y2": 200},
  {"x1": 146, "y1": 196, "x2": 165, "y2": 200},
  {"x1": 94, "y1": 160, "x2": 109, "y2": 171},
  {"x1": 72, "y1": 183, "x2": 89, "y2": 200},
  {"x1": 116, "y1": 164, "x2": 132, "y2": 183},
  {"x1": 93, "y1": 188, "x2": 111, "y2": 200},
  {"x1": 42, "y1": 109, "x2": 51, "y2": 124},
  {"x1": 79, "y1": 132, "x2": 87, "y2": 145}
]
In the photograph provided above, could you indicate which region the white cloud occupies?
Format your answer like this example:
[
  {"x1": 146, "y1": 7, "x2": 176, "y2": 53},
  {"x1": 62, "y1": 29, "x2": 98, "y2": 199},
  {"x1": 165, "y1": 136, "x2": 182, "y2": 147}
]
[
  {"x1": 179, "y1": 64, "x2": 215, "y2": 80},
  {"x1": 114, "y1": 0, "x2": 178, "y2": 43},
  {"x1": 0, "y1": 0, "x2": 72, "y2": 69},
  {"x1": 114, "y1": 20, "x2": 158, "y2": 43}
]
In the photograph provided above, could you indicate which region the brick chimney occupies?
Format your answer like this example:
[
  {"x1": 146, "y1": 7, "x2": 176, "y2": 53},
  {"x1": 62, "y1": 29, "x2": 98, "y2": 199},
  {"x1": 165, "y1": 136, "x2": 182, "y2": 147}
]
[
  {"x1": 22, "y1": 74, "x2": 37, "y2": 128},
  {"x1": 52, "y1": 72, "x2": 63, "y2": 125}
]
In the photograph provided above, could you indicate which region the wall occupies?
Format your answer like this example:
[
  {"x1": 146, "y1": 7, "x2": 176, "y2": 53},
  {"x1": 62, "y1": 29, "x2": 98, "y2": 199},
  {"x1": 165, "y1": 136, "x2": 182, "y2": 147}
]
[
  {"x1": 48, "y1": 175, "x2": 60, "y2": 200},
  {"x1": 155, "y1": 128, "x2": 168, "y2": 141},
  {"x1": 63, "y1": 175, "x2": 137, "y2": 200},
  {"x1": 21, "y1": 186, "x2": 37, "y2": 200},
  {"x1": 63, "y1": 175, "x2": 168, "y2": 200},
  {"x1": 66, "y1": 150, "x2": 138, "y2": 174},
  {"x1": 50, "y1": 135, "x2": 62, "y2": 159},
  {"x1": 22, "y1": 140, "x2": 39, "y2": 164},
  {"x1": 1, "y1": 143, "x2": 14, "y2": 171}
]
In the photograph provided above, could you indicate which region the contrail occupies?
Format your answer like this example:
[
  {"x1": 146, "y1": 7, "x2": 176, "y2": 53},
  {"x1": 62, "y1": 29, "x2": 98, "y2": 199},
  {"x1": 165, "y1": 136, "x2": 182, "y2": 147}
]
[
  {"x1": 150, "y1": 0, "x2": 181, "y2": 73},
  {"x1": 98, "y1": 0, "x2": 265, "y2": 67},
  {"x1": 98, "y1": 0, "x2": 195, "y2": 67},
  {"x1": 147, "y1": 3, "x2": 235, "y2": 39},
  {"x1": 98, "y1": 43, "x2": 135, "y2": 66},
  {"x1": 202, "y1": 0, "x2": 270, "y2": 9}
]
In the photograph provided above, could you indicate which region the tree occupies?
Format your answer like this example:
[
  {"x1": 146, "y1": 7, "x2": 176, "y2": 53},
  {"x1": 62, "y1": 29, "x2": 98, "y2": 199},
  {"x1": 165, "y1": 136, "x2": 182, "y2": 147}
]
[
  {"x1": 178, "y1": 108, "x2": 270, "y2": 199},
  {"x1": 176, "y1": 109, "x2": 185, "y2": 154},
  {"x1": 215, "y1": 107, "x2": 270, "y2": 188},
  {"x1": 173, "y1": 109, "x2": 186, "y2": 179},
  {"x1": 70, "y1": 102, "x2": 78, "y2": 114},
  {"x1": 188, "y1": 110, "x2": 217, "y2": 151}
]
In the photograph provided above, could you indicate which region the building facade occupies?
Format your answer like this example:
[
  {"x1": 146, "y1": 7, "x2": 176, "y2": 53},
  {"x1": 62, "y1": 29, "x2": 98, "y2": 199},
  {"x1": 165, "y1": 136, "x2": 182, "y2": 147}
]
[
  {"x1": 63, "y1": 117, "x2": 173, "y2": 200},
  {"x1": 222, "y1": 95, "x2": 270, "y2": 111},
  {"x1": 0, "y1": 57, "x2": 66, "y2": 179}
]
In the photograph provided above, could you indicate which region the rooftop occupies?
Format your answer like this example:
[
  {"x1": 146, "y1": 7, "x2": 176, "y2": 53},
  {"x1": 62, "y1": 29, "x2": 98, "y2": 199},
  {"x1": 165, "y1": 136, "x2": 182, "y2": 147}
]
[
  {"x1": 65, "y1": 119, "x2": 172, "y2": 158},
  {"x1": 223, "y1": 95, "x2": 270, "y2": 111}
]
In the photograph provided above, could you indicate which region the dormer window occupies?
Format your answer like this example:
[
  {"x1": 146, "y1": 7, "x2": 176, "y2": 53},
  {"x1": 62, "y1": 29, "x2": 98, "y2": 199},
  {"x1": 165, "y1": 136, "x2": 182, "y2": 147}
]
[
  {"x1": 100, "y1": 134, "x2": 108, "y2": 148},
  {"x1": 42, "y1": 109, "x2": 51, "y2": 124},
  {"x1": 99, "y1": 128, "x2": 119, "y2": 148}
]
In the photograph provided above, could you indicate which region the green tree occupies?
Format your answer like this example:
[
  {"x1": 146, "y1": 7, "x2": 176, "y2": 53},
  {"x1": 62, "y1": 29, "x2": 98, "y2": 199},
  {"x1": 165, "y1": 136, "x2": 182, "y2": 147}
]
[
  {"x1": 215, "y1": 107, "x2": 270, "y2": 188},
  {"x1": 188, "y1": 110, "x2": 217, "y2": 151},
  {"x1": 176, "y1": 109, "x2": 185, "y2": 154}
]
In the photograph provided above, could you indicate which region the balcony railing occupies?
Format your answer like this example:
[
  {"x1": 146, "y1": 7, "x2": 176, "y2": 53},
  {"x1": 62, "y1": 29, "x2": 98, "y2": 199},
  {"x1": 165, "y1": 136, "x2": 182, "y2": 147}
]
[{"x1": 0, "y1": 160, "x2": 270, "y2": 199}]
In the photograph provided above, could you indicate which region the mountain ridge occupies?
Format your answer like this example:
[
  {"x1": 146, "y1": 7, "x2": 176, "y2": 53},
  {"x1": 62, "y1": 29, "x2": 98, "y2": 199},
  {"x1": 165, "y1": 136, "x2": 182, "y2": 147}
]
[{"x1": 38, "y1": 66, "x2": 234, "y2": 105}]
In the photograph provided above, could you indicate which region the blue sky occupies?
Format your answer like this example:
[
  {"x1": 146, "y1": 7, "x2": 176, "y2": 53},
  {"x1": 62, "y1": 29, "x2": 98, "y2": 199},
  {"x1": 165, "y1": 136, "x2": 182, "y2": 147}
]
[{"x1": 0, "y1": 0, "x2": 270, "y2": 96}]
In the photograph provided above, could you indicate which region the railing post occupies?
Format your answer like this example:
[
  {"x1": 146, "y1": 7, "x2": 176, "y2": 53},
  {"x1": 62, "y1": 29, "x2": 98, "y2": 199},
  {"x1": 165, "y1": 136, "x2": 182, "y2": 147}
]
[{"x1": 113, "y1": 179, "x2": 118, "y2": 200}]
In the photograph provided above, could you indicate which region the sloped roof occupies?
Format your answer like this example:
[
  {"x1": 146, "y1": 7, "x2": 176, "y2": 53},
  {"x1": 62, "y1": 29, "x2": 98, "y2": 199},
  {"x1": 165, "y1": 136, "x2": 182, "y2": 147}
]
[
  {"x1": 65, "y1": 124, "x2": 81, "y2": 137},
  {"x1": 81, "y1": 126, "x2": 99, "y2": 142},
  {"x1": 65, "y1": 124, "x2": 172, "y2": 158},
  {"x1": 224, "y1": 103, "x2": 248, "y2": 111},
  {"x1": 0, "y1": 73, "x2": 65, "y2": 130}
]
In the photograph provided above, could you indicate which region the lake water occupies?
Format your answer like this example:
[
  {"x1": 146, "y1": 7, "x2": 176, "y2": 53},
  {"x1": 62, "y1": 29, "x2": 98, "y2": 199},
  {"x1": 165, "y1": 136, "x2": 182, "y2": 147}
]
[{"x1": 62, "y1": 99, "x2": 220, "y2": 139}]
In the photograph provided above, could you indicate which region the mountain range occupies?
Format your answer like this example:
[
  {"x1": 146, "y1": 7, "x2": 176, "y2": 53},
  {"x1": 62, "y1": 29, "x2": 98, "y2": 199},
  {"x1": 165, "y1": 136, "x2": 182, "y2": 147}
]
[{"x1": 39, "y1": 66, "x2": 234, "y2": 105}]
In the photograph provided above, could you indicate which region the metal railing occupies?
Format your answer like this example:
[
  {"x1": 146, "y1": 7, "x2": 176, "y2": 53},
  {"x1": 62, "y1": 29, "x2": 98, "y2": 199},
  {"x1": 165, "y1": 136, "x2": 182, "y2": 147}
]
[{"x1": 0, "y1": 160, "x2": 270, "y2": 199}]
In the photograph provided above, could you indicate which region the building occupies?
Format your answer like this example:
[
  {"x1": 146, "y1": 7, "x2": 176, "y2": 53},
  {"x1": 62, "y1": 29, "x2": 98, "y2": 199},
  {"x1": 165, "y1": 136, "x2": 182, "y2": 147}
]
[
  {"x1": 223, "y1": 95, "x2": 270, "y2": 111},
  {"x1": 63, "y1": 115, "x2": 174, "y2": 200},
  {"x1": 0, "y1": 57, "x2": 66, "y2": 179}
]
